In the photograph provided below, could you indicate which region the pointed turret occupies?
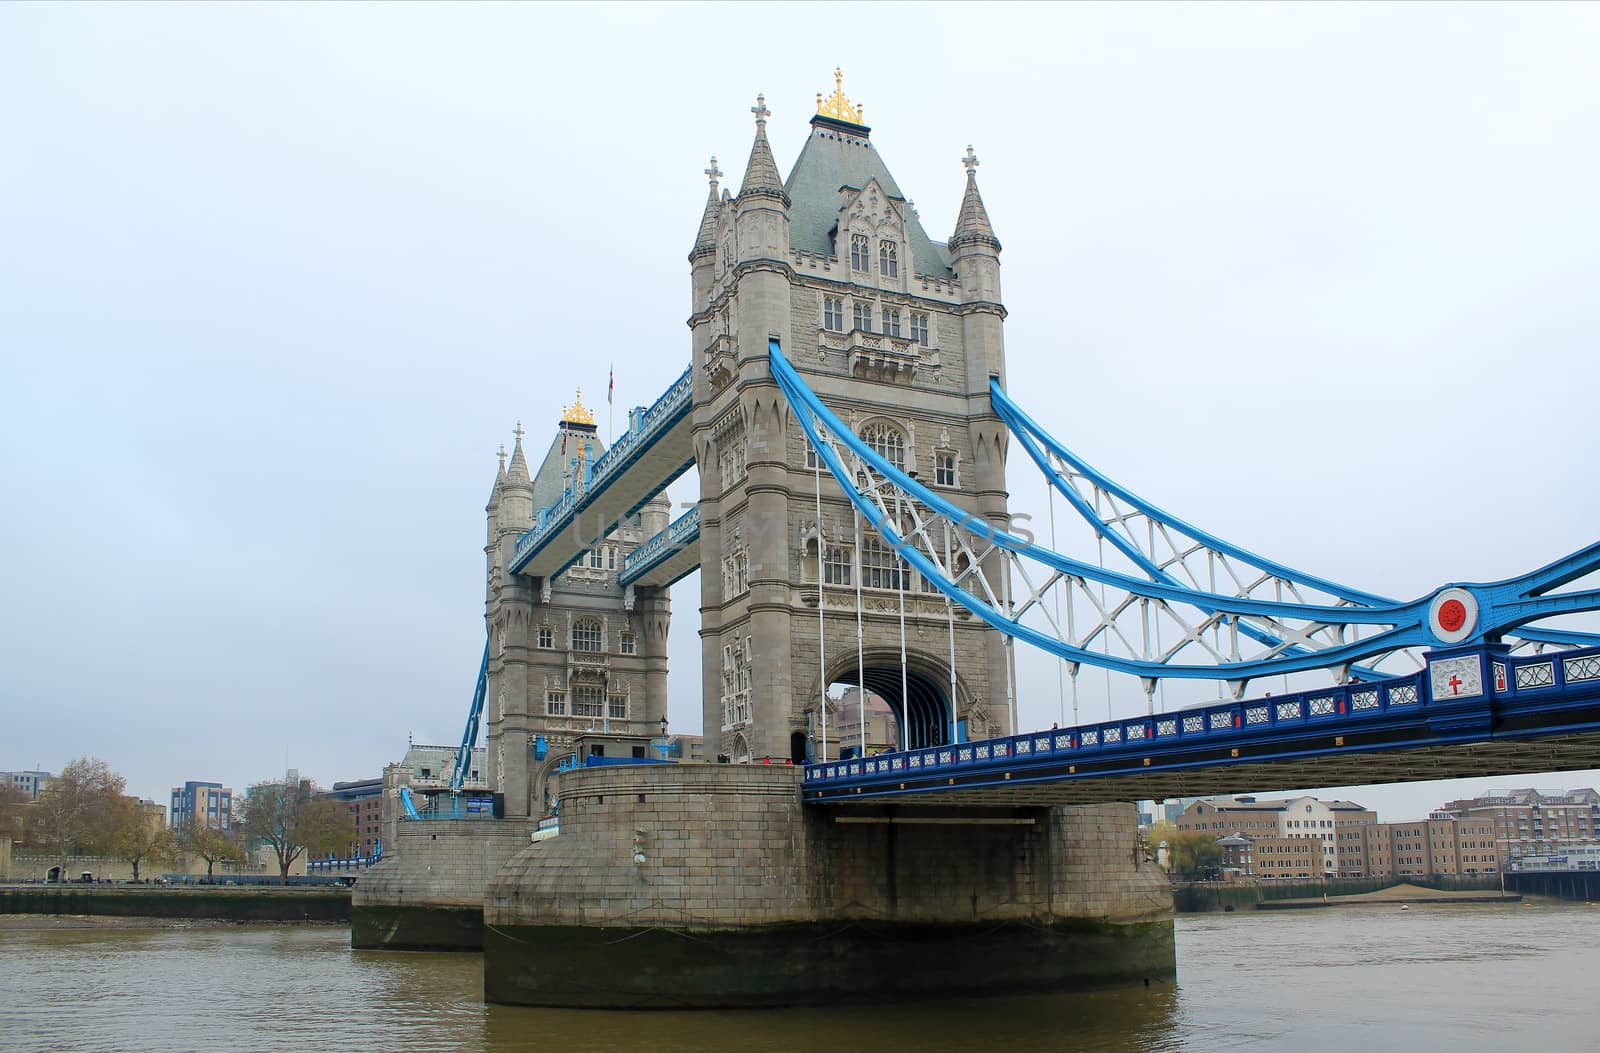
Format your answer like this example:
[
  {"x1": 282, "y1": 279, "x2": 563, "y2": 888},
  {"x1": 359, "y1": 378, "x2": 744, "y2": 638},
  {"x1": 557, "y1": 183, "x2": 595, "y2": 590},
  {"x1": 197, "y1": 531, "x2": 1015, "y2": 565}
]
[
  {"x1": 949, "y1": 145, "x2": 1001, "y2": 254},
  {"x1": 486, "y1": 444, "x2": 507, "y2": 510},
  {"x1": 738, "y1": 95, "x2": 787, "y2": 204},
  {"x1": 689, "y1": 156, "x2": 723, "y2": 262},
  {"x1": 498, "y1": 421, "x2": 533, "y2": 529},
  {"x1": 505, "y1": 422, "x2": 531, "y2": 485}
]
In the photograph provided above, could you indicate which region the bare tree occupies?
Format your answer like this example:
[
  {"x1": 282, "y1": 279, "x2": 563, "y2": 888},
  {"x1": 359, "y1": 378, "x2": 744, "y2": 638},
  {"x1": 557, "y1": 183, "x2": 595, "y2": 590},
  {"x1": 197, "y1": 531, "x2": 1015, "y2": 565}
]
[
  {"x1": 109, "y1": 798, "x2": 176, "y2": 881},
  {"x1": 34, "y1": 758, "x2": 126, "y2": 864},
  {"x1": 241, "y1": 778, "x2": 353, "y2": 883},
  {"x1": 177, "y1": 817, "x2": 244, "y2": 878}
]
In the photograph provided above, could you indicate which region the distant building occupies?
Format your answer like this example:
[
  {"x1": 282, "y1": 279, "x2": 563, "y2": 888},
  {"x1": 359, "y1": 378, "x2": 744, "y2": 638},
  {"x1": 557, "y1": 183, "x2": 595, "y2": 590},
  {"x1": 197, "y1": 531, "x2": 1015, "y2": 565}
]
[
  {"x1": 396, "y1": 743, "x2": 488, "y2": 792},
  {"x1": 134, "y1": 798, "x2": 166, "y2": 831},
  {"x1": 1177, "y1": 795, "x2": 1375, "y2": 877},
  {"x1": 169, "y1": 781, "x2": 233, "y2": 831},
  {"x1": 2, "y1": 771, "x2": 51, "y2": 800},
  {"x1": 321, "y1": 778, "x2": 384, "y2": 859},
  {"x1": 829, "y1": 687, "x2": 900, "y2": 758},
  {"x1": 1359, "y1": 815, "x2": 1499, "y2": 879},
  {"x1": 1438, "y1": 787, "x2": 1599, "y2": 864}
]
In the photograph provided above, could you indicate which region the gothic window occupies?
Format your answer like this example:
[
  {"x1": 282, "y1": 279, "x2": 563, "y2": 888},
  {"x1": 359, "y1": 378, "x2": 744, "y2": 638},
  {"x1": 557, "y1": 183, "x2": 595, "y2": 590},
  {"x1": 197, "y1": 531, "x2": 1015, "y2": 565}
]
[
  {"x1": 537, "y1": 625, "x2": 554, "y2": 649},
  {"x1": 823, "y1": 296, "x2": 844, "y2": 332},
  {"x1": 935, "y1": 450, "x2": 958, "y2": 487},
  {"x1": 804, "y1": 445, "x2": 818, "y2": 470},
  {"x1": 573, "y1": 683, "x2": 604, "y2": 719},
  {"x1": 850, "y1": 234, "x2": 869, "y2": 271},
  {"x1": 718, "y1": 429, "x2": 747, "y2": 493},
  {"x1": 722, "y1": 547, "x2": 749, "y2": 597},
  {"x1": 860, "y1": 535, "x2": 907, "y2": 591},
  {"x1": 586, "y1": 548, "x2": 605, "y2": 570},
  {"x1": 879, "y1": 240, "x2": 898, "y2": 278},
  {"x1": 860, "y1": 421, "x2": 906, "y2": 471},
  {"x1": 882, "y1": 309, "x2": 902, "y2": 338},
  {"x1": 620, "y1": 631, "x2": 637, "y2": 655},
  {"x1": 571, "y1": 617, "x2": 602, "y2": 653},
  {"x1": 546, "y1": 689, "x2": 567, "y2": 716},
  {"x1": 911, "y1": 312, "x2": 930, "y2": 346},
  {"x1": 497, "y1": 630, "x2": 505, "y2": 655},
  {"x1": 852, "y1": 301, "x2": 872, "y2": 333},
  {"x1": 608, "y1": 692, "x2": 627, "y2": 721},
  {"x1": 824, "y1": 544, "x2": 853, "y2": 586}
]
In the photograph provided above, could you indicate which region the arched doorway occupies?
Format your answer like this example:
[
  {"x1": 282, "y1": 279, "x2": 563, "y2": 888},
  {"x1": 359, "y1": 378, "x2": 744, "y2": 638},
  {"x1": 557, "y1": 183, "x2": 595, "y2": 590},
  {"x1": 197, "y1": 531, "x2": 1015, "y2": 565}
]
[{"x1": 828, "y1": 657, "x2": 955, "y2": 754}]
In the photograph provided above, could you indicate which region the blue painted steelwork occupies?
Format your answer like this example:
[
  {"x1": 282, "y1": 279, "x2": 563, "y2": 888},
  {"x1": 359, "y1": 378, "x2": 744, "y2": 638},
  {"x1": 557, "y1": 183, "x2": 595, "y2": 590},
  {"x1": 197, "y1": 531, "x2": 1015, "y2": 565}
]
[
  {"x1": 618, "y1": 506, "x2": 701, "y2": 587},
  {"x1": 399, "y1": 789, "x2": 496, "y2": 820},
  {"x1": 510, "y1": 366, "x2": 695, "y2": 577},
  {"x1": 770, "y1": 339, "x2": 1600, "y2": 681},
  {"x1": 307, "y1": 842, "x2": 382, "y2": 872},
  {"x1": 991, "y1": 379, "x2": 1600, "y2": 656},
  {"x1": 449, "y1": 641, "x2": 490, "y2": 793},
  {"x1": 804, "y1": 643, "x2": 1600, "y2": 802}
]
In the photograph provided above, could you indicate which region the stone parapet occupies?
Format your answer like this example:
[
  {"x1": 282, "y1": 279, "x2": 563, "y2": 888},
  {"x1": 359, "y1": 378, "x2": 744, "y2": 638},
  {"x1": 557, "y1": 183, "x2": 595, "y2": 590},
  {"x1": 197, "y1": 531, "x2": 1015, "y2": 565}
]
[
  {"x1": 483, "y1": 763, "x2": 1173, "y2": 1005},
  {"x1": 352, "y1": 817, "x2": 536, "y2": 950}
]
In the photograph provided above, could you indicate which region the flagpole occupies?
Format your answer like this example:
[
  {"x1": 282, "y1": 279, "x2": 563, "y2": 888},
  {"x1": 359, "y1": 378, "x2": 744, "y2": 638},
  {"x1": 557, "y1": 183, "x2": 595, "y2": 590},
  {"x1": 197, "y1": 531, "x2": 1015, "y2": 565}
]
[{"x1": 608, "y1": 363, "x2": 615, "y2": 446}]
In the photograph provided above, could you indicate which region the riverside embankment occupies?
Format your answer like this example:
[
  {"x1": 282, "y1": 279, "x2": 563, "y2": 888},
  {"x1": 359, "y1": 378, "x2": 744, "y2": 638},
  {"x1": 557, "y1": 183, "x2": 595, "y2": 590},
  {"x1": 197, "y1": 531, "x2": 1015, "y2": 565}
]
[{"x1": 0, "y1": 884, "x2": 351, "y2": 922}]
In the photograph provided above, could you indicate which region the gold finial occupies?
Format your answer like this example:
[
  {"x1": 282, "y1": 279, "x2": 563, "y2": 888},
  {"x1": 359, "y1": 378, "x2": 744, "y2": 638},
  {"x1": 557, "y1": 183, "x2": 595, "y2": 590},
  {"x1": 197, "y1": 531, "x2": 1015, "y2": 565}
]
[
  {"x1": 816, "y1": 66, "x2": 865, "y2": 125},
  {"x1": 562, "y1": 388, "x2": 595, "y2": 426}
]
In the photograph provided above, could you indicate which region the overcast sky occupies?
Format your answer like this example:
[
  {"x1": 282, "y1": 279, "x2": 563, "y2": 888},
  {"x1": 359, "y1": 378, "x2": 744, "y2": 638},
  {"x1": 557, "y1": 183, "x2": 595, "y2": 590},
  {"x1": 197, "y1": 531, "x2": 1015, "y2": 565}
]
[{"x1": 2, "y1": 3, "x2": 1596, "y2": 821}]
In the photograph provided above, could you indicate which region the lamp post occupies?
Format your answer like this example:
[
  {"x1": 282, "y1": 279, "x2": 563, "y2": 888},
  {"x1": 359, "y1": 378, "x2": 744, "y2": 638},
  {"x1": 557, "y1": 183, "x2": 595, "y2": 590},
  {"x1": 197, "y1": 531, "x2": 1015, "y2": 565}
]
[{"x1": 655, "y1": 716, "x2": 672, "y2": 761}]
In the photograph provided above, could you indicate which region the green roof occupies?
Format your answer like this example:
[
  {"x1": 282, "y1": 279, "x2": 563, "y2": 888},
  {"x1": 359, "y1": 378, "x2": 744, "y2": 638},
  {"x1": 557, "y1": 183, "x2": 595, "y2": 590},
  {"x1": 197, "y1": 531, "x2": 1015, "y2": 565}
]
[{"x1": 783, "y1": 119, "x2": 952, "y2": 278}]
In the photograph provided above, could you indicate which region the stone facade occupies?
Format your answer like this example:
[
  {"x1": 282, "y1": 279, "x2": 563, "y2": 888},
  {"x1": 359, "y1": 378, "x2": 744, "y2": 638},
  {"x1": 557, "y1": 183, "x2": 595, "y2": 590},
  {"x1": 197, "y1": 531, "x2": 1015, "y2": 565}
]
[
  {"x1": 482, "y1": 406, "x2": 673, "y2": 818},
  {"x1": 484, "y1": 763, "x2": 1172, "y2": 1006},
  {"x1": 690, "y1": 94, "x2": 1014, "y2": 765},
  {"x1": 351, "y1": 817, "x2": 537, "y2": 950}
]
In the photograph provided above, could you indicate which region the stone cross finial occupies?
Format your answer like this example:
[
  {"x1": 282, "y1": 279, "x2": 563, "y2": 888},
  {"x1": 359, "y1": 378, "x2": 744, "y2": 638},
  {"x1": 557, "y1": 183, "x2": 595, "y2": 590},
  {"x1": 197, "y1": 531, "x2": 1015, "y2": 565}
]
[
  {"x1": 497, "y1": 443, "x2": 507, "y2": 470},
  {"x1": 751, "y1": 94, "x2": 770, "y2": 125},
  {"x1": 706, "y1": 155, "x2": 722, "y2": 185},
  {"x1": 962, "y1": 145, "x2": 980, "y2": 175},
  {"x1": 513, "y1": 419, "x2": 524, "y2": 443}
]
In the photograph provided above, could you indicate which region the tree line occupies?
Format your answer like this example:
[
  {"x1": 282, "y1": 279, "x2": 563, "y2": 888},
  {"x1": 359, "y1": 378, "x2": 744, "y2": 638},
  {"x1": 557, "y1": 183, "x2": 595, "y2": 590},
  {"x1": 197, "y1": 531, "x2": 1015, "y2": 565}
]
[{"x1": 1, "y1": 757, "x2": 354, "y2": 882}]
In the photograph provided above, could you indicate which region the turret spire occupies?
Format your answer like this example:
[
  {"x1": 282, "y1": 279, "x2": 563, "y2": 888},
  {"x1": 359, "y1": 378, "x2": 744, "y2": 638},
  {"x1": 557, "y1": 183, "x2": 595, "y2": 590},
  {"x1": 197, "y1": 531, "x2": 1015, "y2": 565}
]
[
  {"x1": 691, "y1": 155, "x2": 723, "y2": 259},
  {"x1": 738, "y1": 94, "x2": 787, "y2": 202},
  {"x1": 506, "y1": 420, "x2": 531, "y2": 484},
  {"x1": 949, "y1": 145, "x2": 1001, "y2": 253}
]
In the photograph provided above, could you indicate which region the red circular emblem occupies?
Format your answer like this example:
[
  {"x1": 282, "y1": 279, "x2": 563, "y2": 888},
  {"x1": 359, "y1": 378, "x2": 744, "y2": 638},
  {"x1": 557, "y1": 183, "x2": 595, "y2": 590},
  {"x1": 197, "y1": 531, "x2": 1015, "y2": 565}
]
[{"x1": 1437, "y1": 599, "x2": 1468, "y2": 633}]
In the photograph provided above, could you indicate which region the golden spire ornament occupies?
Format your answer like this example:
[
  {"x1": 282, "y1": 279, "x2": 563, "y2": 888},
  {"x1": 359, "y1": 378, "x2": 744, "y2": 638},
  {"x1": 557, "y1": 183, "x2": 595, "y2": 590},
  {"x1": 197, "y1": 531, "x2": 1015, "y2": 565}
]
[
  {"x1": 816, "y1": 66, "x2": 865, "y2": 125},
  {"x1": 562, "y1": 388, "x2": 595, "y2": 427}
]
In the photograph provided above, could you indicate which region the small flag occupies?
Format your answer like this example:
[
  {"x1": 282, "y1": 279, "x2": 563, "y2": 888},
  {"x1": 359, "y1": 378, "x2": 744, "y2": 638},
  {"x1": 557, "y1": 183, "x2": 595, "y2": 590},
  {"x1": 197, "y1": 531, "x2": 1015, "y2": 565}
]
[
  {"x1": 608, "y1": 365, "x2": 614, "y2": 405},
  {"x1": 561, "y1": 429, "x2": 567, "y2": 454}
]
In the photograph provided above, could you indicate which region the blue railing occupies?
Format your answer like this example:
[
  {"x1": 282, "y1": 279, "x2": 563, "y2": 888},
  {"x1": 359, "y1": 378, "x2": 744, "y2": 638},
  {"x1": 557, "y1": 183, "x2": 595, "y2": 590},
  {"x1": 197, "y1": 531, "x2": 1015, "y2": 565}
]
[
  {"x1": 511, "y1": 365, "x2": 693, "y2": 573},
  {"x1": 619, "y1": 506, "x2": 700, "y2": 584},
  {"x1": 804, "y1": 644, "x2": 1600, "y2": 792},
  {"x1": 398, "y1": 790, "x2": 497, "y2": 820}
]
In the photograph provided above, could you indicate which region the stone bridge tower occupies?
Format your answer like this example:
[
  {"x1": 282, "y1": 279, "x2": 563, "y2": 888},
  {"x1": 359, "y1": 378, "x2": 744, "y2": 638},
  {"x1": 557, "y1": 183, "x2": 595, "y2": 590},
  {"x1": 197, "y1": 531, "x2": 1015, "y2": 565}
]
[
  {"x1": 690, "y1": 76, "x2": 1013, "y2": 764},
  {"x1": 482, "y1": 397, "x2": 672, "y2": 817}
]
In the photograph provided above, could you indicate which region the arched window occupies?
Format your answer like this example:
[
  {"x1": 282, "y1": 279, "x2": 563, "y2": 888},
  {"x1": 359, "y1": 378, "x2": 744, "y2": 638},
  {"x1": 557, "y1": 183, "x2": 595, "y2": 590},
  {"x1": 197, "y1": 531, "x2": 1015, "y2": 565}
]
[
  {"x1": 879, "y1": 240, "x2": 898, "y2": 277},
  {"x1": 850, "y1": 234, "x2": 869, "y2": 271},
  {"x1": 860, "y1": 421, "x2": 906, "y2": 471},
  {"x1": 571, "y1": 617, "x2": 603, "y2": 653}
]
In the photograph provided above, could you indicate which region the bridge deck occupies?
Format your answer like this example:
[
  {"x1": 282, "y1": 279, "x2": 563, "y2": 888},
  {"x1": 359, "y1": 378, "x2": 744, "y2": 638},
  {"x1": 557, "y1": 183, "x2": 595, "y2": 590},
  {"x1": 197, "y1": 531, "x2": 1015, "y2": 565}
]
[
  {"x1": 805, "y1": 645, "x2": 1600, "y2": 807},
  {"x1": 619, "y1": 507, "x2": 700, "y2": 588},
  {"x1": 511, "y1": 367, "x2": 694, "y2": 579}
]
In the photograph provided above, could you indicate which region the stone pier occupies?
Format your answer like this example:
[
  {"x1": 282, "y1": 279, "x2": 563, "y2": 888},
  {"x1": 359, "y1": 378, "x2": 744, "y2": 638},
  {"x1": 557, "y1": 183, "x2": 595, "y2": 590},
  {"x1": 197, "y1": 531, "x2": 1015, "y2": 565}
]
[
  {"x1": 352, "y1": 817, "x2": 536, "y2": 951},
  {"x1": 483, "y1": 763, "x2": 1173, "y2": 1007}
]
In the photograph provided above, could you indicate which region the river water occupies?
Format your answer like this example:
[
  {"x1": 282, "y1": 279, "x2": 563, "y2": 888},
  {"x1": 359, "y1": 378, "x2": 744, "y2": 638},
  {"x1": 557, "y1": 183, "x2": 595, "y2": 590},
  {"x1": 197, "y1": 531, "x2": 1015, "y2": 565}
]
[{"x1": 2, "y1": 902, "x2": 1597, "y2": 1052}]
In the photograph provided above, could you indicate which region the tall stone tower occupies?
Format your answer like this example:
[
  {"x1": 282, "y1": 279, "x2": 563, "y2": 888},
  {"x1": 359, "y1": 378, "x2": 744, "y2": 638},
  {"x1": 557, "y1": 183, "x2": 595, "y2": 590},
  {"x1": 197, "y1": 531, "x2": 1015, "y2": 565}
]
[
  {"x1": 690, "y1": 75, "x2": 1013, "y2": 764},
  {"x1": 483, "y1": 394, "x2": 672, "y2": 816}
]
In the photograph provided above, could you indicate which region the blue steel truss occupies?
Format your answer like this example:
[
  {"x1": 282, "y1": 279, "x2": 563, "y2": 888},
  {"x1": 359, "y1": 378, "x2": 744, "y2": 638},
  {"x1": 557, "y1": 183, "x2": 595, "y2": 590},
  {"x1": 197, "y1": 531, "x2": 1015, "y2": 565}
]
[
  {"x1": 991, "y1": 380, "x2": 1600, "y2": 658},
  {"x1": 448, "y1": 641, "x2": 490, "y2": 793},
  {"x1": 770, "y1": 338, "x2": 1600, "y2": 689}
]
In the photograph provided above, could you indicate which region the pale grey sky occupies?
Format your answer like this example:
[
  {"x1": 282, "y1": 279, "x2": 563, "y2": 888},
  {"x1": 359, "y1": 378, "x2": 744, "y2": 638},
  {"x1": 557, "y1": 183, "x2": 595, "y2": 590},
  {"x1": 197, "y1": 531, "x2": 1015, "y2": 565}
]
[{"x1": 2, "y1": 3, "x2": 1596, "y2": 821}]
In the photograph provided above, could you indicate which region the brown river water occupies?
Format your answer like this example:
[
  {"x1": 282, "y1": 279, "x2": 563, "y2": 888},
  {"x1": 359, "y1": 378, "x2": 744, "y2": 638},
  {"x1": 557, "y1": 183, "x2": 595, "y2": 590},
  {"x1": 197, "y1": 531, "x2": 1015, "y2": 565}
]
[{"x1": 2, "y1": 901, "x2": 1597, "y2": 1052}]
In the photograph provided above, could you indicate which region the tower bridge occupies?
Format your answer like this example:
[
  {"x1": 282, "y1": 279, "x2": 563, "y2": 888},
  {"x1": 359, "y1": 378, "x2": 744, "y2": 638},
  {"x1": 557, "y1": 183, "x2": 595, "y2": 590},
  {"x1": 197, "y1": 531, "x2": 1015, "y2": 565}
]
[{"x1": 355, "y1": 74, "x2": 1600, "y2": 1008}]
